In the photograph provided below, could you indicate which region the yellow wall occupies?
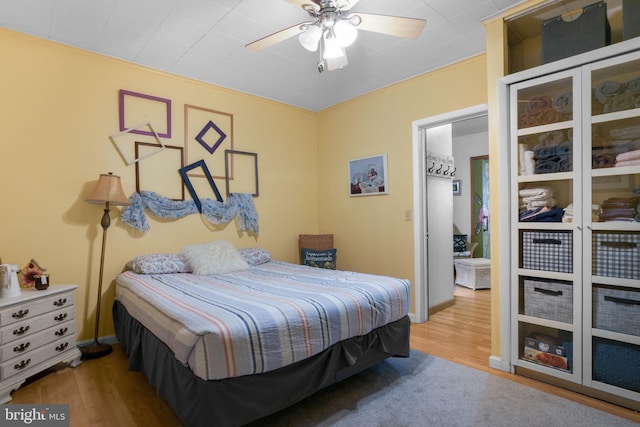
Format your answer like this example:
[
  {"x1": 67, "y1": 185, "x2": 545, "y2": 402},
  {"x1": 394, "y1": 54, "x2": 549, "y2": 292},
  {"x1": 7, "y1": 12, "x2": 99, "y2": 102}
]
[
  {"x1": 0, "y1": 29, "x2": 318, "y2": 341},
  {"x1": 316, "y1": 56, "x2": 489, "y2": 309},
  {"x1": 0, "y1": 13, "x2": 503, "y2": 354}
]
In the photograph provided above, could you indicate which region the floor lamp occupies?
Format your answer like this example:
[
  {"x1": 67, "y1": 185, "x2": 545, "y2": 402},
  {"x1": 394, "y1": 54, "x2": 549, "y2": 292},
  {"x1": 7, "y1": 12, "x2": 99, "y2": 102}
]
[{"x1": 81, "y1": 172, "x2": 130, "y2": 359}]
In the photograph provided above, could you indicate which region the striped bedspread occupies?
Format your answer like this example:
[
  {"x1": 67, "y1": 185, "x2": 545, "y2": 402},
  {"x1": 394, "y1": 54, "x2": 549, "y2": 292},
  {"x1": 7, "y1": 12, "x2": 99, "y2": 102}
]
[{"x1": 115, "y1": 261, "x2": 410, "y2": 381}]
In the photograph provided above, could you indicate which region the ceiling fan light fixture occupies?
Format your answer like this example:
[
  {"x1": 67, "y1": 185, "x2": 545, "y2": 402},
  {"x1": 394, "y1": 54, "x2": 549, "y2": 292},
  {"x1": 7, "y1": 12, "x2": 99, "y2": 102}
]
[
  {"x1": 322, "y1": 31, "x2": 344, "y2": 59},
  {"x1": 333, "y1": 19, "x2": 358, "y2": 47},
  {"x1": 298, "y1": 24, "x2": 322, "y2": 52}
]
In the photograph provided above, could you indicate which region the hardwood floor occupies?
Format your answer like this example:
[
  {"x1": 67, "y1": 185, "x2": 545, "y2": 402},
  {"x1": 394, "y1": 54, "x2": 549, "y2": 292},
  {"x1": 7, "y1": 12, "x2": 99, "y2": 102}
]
[{"x1": 9, "y1": 286, "x2": 640, "y2": 426}]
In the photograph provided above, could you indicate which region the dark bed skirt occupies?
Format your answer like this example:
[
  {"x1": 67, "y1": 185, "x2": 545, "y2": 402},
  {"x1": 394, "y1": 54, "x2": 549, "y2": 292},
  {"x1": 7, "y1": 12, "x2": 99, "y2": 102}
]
[{"x1": 112, "y1": 300, "x2": 411, "y2": 427}]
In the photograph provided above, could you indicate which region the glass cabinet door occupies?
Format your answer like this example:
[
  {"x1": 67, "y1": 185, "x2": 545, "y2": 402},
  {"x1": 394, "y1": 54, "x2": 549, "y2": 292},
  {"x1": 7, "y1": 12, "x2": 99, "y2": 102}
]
[
  {"x1": 510, "y1": 69, "x2": 582, "y2": 382},
  {"x1": 584, "y1": 50, "x2": 640, "y2": 400}
]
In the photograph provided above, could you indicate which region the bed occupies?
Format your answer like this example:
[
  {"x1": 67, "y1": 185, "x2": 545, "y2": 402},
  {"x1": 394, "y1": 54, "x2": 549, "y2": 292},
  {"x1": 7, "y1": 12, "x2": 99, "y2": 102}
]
[{"x1": 113, "y1": 244, "x2": 411, "y2": 427}]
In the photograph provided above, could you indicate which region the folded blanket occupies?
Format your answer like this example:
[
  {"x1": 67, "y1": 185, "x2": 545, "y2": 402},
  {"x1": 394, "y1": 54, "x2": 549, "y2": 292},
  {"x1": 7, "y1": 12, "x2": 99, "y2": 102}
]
[
  {"x1": 524, "y1": 198, "x2": 557, "y2": 208},
  {"x1": 519, "y1": 187, "x2": 555, "y2": 199},
  {"x1": 535, "y1": 159, "x2": 560, "y2": 174},
  {"x1": 520, "y1": 207, "x2": 564, "y2": 222},
  {"x1": 616, "y1": 149, "x2": 640, "y2": 162}
]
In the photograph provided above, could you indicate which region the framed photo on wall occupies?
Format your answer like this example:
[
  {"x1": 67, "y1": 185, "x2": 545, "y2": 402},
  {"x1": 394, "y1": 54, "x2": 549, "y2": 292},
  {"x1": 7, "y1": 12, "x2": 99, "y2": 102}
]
[
  {"x1": 349, "y1": 153, "x2": 388, "y2": 197},
  {"x1": 453, "y1": 179, "x2": 461, "y2": 195}
]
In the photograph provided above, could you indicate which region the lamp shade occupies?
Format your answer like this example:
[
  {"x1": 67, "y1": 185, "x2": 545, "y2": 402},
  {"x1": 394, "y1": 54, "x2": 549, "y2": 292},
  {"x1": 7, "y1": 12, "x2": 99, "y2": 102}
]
[
  {"x1": 334, "y1": 20, "x2": 358, "y2": 47},
  {"x1": 86, "y1": 173, "x2": 130, "y2": 206}
]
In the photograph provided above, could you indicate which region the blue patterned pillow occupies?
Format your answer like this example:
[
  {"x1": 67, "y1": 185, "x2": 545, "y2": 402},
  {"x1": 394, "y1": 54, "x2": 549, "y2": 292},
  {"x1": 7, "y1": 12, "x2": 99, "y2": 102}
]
[
  {"x1": 127, "y1": 253, "x2": 191, "y2": 274},
  {"x1": 239, "y1": 248, "x2": 272, "y2": 266},
  {"x1": 301, "y1": 248, "x2": 336, "y2": 270}
]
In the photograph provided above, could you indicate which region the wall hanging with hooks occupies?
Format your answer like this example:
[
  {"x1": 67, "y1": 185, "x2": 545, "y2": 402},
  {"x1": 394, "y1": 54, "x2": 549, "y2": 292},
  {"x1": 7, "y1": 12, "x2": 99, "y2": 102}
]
[{"x1": 426, "y1": 152, "x2": 455, "y2": 179}]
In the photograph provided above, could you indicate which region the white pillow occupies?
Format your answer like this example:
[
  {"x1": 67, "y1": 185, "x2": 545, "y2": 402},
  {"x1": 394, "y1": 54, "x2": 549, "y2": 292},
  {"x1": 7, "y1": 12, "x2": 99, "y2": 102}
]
[{"x1": 180, "y1": 240, "x2": 249, "y2": 275}]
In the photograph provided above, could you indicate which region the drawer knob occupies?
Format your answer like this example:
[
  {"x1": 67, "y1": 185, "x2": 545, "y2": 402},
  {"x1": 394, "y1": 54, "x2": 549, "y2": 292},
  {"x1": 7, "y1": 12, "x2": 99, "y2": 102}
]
[
  {"x1": 54, "y1": 313, "x2": 68, "y2": 322},
  {"x1": 14, "y1": 358, "x2": 31, "y2": 370},
  {"x1": 55, "y1": 327, "x2": 68, "y2": 336},
  {"x1": 55, "y1": 342, "x2": 69, "y2": 352},
  {"x1": 13, "y1": 326, "x2": 30, "y2": 336},
  {"x1": 12, "y1": 309, "x2": 29, "y2": 319},
  {"x1": 53, "y1": 298, "x2": 67, "y2": 307},
  {"x1": 13, "y1": 342, "x2": 30, "y2": 353}
]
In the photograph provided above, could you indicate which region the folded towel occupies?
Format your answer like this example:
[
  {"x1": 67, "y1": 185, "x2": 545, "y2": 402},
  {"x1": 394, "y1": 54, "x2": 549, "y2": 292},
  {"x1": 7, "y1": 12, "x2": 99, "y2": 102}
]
[
  {"x1": 594, "y1": 80, "x2": 624, "y2": 104},
  {"x1": 552, "y1": 92, "x2": 573, "y2": 113},
  {"x1": 616, "y1": 159, "x2": 640, "y2": 167},
  {"x1": 605, "y1": 93, "x2": 637, "y2": 113},
  {"x1": 538, "y1": 131, "x2": 566, "y2": 146},
  {"x1": 616, "y1": 149, "x2": 640, "y2": 162},
  {"x1": 524, "y1": 151, "x2": 536, "y2": 175},
  {"x1": 609, "y1": 125, "x2": 640, "y2": 140},
  {"x1": 625, "y1": 77, "x2": 640, "y2": 94},
  {"x1": 592, "y1": 153, "x2": 616, "y2": 168},
  {"x1": 558, "y1": 156, "x2": 572, "y2": 172}
]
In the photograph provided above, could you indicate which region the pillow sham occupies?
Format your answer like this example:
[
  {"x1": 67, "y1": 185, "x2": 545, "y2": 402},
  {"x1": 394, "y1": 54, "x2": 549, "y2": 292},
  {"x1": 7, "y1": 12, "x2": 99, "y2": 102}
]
[
  {"x1": 127, "y1": 253, "x2": 191, "y2": 274},
  {"x1": 239, "y1": 248, "x2": 272, "y2": 266},
  {"x1": 301, "y1": 248, "x2": 337, "y2": 270},
  {"x1": 181, "y1": 240, "x2": 249, "y2": 275}
]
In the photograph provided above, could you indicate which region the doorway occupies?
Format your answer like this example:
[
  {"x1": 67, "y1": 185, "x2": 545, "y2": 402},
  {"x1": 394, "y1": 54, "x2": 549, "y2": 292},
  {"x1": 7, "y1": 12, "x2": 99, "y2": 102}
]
[
  {"x1": 470, "y1": 155, "x2": 490, "y2": 258},
  {"x1": 411, "y1": 105, "x2": 488, "y2": 323}
]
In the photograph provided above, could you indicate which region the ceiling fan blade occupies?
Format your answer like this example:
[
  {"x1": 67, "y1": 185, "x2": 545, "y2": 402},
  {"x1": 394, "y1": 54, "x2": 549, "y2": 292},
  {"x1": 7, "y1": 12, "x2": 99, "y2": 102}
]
[
  {"x1": 285, "y1": 0, "x2": 321, "y2": 11},
  {"x1": 245, "y1": 23, "x2": 308, "y2": 50},
  {"x1": 353, "y1": 13, "x2": 426, "y2": 39}
]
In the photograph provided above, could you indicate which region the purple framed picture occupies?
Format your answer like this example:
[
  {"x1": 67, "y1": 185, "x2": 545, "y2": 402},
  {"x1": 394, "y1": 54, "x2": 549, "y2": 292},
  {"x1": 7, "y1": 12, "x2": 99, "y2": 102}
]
[{"x1": 119, "y1": 89, "x2": 172, "y2": 138}]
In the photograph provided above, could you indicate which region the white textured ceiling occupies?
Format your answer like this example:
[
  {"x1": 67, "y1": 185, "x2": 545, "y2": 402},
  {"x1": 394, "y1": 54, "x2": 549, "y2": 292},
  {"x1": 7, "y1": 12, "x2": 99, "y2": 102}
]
[{"x1": 0, "y1": 0, "x2": 530, "y2": 111}]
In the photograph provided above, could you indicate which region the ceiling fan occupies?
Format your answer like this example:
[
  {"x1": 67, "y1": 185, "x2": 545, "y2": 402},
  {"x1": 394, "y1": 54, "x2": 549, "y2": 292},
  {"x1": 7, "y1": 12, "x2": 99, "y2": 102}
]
[{"x1": 245, "y1": 0, "x2": 426, "y2": 73}]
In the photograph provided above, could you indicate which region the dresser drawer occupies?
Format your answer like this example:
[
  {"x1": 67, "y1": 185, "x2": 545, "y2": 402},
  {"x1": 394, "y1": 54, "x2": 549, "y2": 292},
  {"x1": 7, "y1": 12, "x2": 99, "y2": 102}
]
[
  {"x1": 0, "y1": 305, "x2": 75, "y2": 344},
  {"x1": 0, "y1": 320, "x2": 75, "y2": 363},
  {"x1": 1, "y1": 336, "x2": 76, "y2": 380},
  {"x1": 0, "y1": 291, "x2": 75, "y2": 326}
]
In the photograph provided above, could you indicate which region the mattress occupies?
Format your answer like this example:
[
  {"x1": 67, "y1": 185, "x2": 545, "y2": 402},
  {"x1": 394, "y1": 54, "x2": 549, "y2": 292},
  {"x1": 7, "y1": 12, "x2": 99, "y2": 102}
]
[{"x1": 115, "y1": 260, "x2": 410, "y2": 381}]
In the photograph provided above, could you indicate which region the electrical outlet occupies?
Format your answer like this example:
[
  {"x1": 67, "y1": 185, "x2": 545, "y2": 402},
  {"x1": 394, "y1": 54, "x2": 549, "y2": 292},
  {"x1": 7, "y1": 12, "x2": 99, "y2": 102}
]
[{"x1": 404, "y1": 209, "x2": 412, "y2": 221}]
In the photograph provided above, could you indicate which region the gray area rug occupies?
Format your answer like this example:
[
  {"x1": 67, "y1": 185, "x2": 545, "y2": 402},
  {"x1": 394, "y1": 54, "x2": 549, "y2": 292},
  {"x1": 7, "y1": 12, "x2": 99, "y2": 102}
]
[{"x1": 249, "y1": 350, "x2": 637, "y2": 426}]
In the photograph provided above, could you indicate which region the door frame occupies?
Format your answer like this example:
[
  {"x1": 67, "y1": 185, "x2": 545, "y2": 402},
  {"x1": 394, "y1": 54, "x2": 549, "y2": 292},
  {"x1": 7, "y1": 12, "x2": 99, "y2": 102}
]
[{"x1": 411, "y1": 104, "x2": 488, "y2": 323}]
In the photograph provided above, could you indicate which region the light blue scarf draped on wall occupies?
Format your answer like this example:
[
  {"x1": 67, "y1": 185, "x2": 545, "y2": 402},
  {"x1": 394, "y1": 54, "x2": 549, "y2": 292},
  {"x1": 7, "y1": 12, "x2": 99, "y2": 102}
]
[{"x1": 121, "y1": 191, "x2": 259, "y2": 235}]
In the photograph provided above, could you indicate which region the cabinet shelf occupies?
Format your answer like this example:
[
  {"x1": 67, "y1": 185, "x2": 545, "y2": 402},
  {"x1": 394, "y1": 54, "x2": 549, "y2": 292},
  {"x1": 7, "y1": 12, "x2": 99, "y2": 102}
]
[
  {"x1": 591, "y1": 328, "x2": 640, "y2": 346},
  {"x1": 518, "y1": 314, "x2": 574, "y2": 331},
  {"x1": 517, "y1": 269, "x2": 574, "y2": 282},
  {"x1": 591, "y1": 166, "x2": 640, "y2": 177},
  {"x1": 592, "y1": 276, "x2": 640, "y2": 289},
  {"x1": 517, "y1": 120, "x2": 574, "y2": 136},
  {"x1": 516, "y1": 358, "x2": 575, "y2": 380},
  {"x1": 518, "y1": 171, "x2": 573, "y2": 183},
  {"x1": 591, "y1": 107, "x2": 640, "y2": 124}
]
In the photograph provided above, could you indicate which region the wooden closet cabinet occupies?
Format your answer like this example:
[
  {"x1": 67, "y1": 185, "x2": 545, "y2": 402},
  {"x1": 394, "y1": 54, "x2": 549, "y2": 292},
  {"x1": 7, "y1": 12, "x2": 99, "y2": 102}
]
[{"x1": 502, "y1": 41, "x2": 640, "y2": 410}]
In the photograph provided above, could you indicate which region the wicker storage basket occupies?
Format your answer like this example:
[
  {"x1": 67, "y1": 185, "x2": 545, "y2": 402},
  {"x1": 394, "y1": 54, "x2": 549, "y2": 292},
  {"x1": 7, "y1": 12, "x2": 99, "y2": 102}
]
[
  {"x1": 592, "y1": 231, "x2": 640, "y2": 280},
  {"x1": 521, "y1": 230, "x2": 573, "y2": 273},
  {"x1": 524, "y1": 279, "x2": 573, "y2": 323},
  {"x1": 593, "y1": 285, "x2": 640, "y2": 336}
]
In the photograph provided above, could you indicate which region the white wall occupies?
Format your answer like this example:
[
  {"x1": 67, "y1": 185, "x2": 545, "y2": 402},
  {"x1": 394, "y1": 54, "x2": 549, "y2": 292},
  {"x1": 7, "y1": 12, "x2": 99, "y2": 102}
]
[{"x1": 453, "y1": 131, "x2": 489, "y2": 239}]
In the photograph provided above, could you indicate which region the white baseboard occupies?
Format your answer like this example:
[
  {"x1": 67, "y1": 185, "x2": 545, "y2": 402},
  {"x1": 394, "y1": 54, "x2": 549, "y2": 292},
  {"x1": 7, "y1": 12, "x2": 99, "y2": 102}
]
[{"x1": 489, "y1": 355, "x2": 512, "y2": 372}]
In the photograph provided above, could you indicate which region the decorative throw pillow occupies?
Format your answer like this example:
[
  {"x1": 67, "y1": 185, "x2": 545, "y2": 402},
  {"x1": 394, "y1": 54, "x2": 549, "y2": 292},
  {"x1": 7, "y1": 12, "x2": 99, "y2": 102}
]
[
  {"x1": 181, "y1": 240, "x2": 249, "y2": 275},
  {"x1": 301, "y1": 248, "x2": 337, "y2": 270},
  {"x1": 127, "y1": 253, "x2": 192, "y2": 274},
  {"x1": 239, "y1": 248, "x2": 272, "y2": 266},
  {"x1": 453, "y1": 234, "x2": 468, "y2": 253}
]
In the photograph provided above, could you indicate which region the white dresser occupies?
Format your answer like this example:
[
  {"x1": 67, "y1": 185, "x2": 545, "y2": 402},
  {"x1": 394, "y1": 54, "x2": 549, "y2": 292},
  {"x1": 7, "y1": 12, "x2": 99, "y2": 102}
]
[{"x1": 0, "y1": 284, "x2": 82, "y2": 403}]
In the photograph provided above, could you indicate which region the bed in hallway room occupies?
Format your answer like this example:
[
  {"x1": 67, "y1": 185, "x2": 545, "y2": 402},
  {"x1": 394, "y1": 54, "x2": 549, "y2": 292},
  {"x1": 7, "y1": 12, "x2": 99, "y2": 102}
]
[{"x1": 112, "y1": 244, "x2": 411, "y2": 427}]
